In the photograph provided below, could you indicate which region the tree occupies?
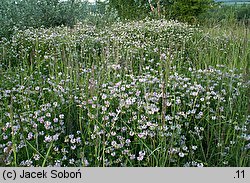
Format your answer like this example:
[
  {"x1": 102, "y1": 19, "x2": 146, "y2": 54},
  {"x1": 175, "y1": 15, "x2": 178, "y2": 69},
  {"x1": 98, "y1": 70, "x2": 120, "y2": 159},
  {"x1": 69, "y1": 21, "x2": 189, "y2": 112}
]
[
  {"x1": 108, "y1": 0, "x2": 148, "y2": 19},
  {"x1": 169, "y1": 0, "x2": 216, "y2": 22},
  {"x1": 107, "y1": 0, "x2": 216, "y2": 22},
  {"x1": 0, "y1": 0, "x2": 86, "y2": 38}
]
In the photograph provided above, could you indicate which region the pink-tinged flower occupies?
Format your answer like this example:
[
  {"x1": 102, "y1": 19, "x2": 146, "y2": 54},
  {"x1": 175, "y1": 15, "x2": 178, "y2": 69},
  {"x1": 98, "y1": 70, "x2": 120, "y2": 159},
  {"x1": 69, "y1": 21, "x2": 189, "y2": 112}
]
[
  {"x1": 137, "y1": 155, "x2": 144, "y2": 161},
  {"x1": 33, "y1": 154, "x2": 40, "y2": 160},
  {"x1": 44, "y1": 135, "x2": 52, "y2": 142},
  {"x1": 44, "y1": 121, "x2": 51, "y2": 129},
  {"x1": 76, "y1": 137, "x2": 81, "y2": 143},
  {"x1": 53, "y1": 118, "x2": 58, "y2": 123},
  {"x1": 101, "y1": 94, "x2": 107, "y2": 100},
  {"x1": 69, "y1": 159, "x2": 75, "y2": 164},
  {"x1": 125, "y1": 139, "x2": 131, "y2": 144},
  {"x1": 53, "y1": 134, "x2": 59, "y2": 141},
  {"x1": 130, "y1": 154, "x2": 136, "y2": 160},
  {"x1": 139, "y1": 151, "x2": 145, "y2": 156},
  {"x1": 111, "y1": 141, "x2": 117, "y2": 146},
  {"x1": 197, "y1": 163, "x2": 204, "y2": 167},
  {"x1": 70, "y1": 138, "x2": 76, "y2": 144},
  {"x1": 27, "y1": 132, "x2": 33, "y2": 140},
  {"x1": 179, "y1": 152, "x2": 185, "y2": 158},
  {"x1": 59, "y1": 114, "x2": 64, "y2": 119}
]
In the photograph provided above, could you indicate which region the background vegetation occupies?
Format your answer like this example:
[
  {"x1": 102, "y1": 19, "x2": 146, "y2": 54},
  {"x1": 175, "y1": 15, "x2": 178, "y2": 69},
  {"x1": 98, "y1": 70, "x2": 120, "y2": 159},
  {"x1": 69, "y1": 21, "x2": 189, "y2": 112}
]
[{"x1": 1, "y1": 0, "x2": 250, "y2": 38}]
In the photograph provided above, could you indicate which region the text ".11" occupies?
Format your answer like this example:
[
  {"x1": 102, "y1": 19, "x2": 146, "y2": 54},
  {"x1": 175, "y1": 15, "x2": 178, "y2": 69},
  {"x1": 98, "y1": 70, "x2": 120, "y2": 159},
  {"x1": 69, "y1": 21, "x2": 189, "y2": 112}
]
[{"x1": 234, "y1": 170, "x2": 245, "y2": 179}]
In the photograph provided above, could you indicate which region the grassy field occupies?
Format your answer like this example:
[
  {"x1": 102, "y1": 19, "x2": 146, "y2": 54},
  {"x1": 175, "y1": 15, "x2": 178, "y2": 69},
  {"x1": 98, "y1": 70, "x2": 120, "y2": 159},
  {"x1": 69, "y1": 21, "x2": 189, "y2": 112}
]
[{"x1": 0, "y1": 19, "x2": 249, "y2": 167}]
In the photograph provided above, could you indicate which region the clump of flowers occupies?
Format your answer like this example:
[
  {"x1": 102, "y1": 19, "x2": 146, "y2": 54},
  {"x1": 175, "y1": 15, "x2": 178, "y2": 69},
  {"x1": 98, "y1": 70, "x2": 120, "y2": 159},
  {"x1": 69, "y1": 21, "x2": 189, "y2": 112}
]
[{"x1": 0, "y1": 19, "x2": 249, "y2": 167}]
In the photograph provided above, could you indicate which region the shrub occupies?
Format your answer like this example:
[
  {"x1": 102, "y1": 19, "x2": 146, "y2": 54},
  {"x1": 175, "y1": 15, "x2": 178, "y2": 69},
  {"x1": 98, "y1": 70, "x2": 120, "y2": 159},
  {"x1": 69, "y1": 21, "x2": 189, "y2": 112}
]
[
  {"x1": 0, "y1": 0, "x2": 86, "y2": 38},
  {"x1": 166, "y1": 0, "x2": 217, "y2": 23},
  {"x1": 198, "y1": 4, "x2": 250, "y2": 26},
  {"x1": 236, "y1": 4, "x2": 250, "y2": 23},
  {"x1": 108, "y1": 0, "x2": 216, "y2": 23}
]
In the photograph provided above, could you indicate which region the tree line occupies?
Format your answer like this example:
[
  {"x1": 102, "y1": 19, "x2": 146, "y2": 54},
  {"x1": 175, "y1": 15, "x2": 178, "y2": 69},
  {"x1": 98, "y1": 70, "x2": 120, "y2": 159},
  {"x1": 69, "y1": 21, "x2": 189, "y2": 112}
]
[{"x1": 0, "y1": 0, "x2": 216, "y2": 38}]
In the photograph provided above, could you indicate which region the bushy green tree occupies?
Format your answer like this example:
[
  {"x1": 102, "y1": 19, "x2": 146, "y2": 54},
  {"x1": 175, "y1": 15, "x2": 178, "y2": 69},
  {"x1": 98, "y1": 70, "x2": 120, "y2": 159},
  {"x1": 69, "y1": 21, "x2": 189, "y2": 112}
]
[
  {"x1": 0, "y1": 0, "x2": 87, "y2": 38},
  {"x1": 236, "y1": 4, "x2": 250, "y2": 24},
  {"x1": 108, "y1": 0, "x2": 148, "y2": 19},
  {"x1": 0, "y1": 0, "x2": 18, "y2": 37},
  {"x1": 108, "y1": 0, "x2": 216, "y2": 22},
  {"x1": 169, "y1": 0, "x2": 216, "y2": 22}
]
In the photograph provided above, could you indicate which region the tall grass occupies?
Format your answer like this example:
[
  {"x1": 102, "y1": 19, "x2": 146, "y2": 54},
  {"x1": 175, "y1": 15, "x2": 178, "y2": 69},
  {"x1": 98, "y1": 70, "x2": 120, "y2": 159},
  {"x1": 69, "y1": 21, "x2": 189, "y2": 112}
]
[{"x1": 0, "y1": 19, "x2": 249, "y2": 167}]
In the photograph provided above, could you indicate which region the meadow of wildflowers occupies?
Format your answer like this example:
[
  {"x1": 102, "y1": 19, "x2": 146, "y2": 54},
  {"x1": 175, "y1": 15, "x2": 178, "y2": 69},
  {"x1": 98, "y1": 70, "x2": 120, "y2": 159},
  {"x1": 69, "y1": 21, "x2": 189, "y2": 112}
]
[{"x1": 0, "y1": 19, "x2": 249, "y2": 167}]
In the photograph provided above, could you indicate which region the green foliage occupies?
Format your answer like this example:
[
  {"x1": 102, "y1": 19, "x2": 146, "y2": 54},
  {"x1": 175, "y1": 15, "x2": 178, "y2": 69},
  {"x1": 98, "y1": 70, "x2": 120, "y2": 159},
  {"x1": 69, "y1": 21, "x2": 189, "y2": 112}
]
[
  {"x1": 0, "y1": 0, "x2": 88, "y2": 38},
  {"x1": 236, "y1": 4, "x2": 250, "y2": 23},
  {"x1": 87, "y1": 0, "x2": 119, "y2": 27},
  {"x1": 198, "y1": 4, "x2": 250, "y2": 26},
  {"x1": 168, "y1": 0, "x2": 217, "y2": 23},
  {"x1": 108, "y1": 0, "x2": 149, "y2": 20},
  {"x1": 107, "y1": 0, "x2": 216, "y2": 22}
]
